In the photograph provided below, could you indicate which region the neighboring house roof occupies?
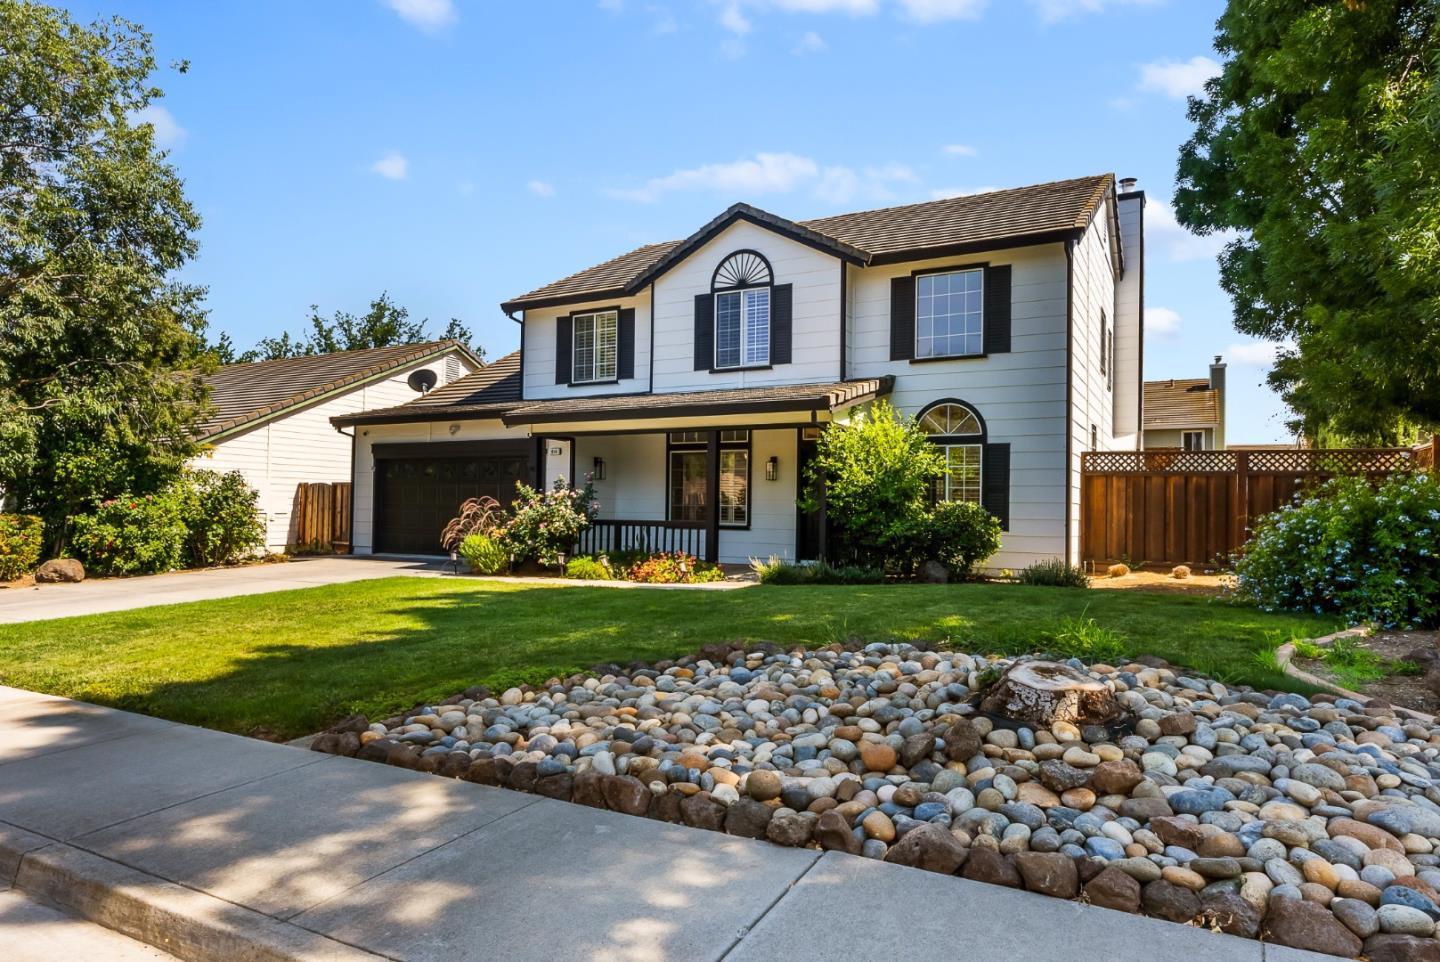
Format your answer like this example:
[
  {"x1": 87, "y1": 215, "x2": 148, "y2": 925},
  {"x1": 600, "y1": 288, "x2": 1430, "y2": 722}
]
[
  {"x1": 1143, "y1": 378, "x2": 1220, "y2": 430},
  {"x1": 500, "y1": 376, "x2": 893, "y2": 426},
  {"x1": 501, "y1": 174, "x2": 1115, "y2": 313},
  {"x1": 197, "y1": 339, "x2": 479, "y2": 441},
  {"x1": 331, "y1": 351, "x2": 522, "y2": 426}
]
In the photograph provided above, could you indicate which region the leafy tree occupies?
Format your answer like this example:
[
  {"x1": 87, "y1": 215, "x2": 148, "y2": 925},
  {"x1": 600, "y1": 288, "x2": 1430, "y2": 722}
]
[
  {"x1": 1174, "y1": 0, "x2": 1440, "y2": 442},
  {"x1": 0, "y1": 1, "x2": 209, "y2": 546},
  {"x1": 800, "y1": 401, "x2": 946, "y2": 566},
  {"x1": 231, "y1": 292, "x2": 481, "y2": 362}
]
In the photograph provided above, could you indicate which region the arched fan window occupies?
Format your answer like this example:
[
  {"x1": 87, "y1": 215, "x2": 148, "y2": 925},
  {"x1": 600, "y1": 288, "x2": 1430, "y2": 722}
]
[
  {"x1": 918, "y1": 400, "x2": 985, "y2": 505},
  {"x1": 711, "y1": 250, "x2": 773, "y2": 368}
]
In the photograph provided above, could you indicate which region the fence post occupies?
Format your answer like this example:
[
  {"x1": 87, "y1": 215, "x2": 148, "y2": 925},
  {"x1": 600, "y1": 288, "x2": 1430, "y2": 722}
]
[
  {"x1": 1234, "y1": 450, "x2": 1250, "y2": 549},
  {"x1": 1432, "y1": 436, "x2": 1439, "y2": 477}
]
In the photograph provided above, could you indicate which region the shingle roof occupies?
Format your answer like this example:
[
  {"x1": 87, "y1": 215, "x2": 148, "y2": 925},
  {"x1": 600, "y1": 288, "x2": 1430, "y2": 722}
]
[
  {"x1": 501, "y1": 377, "x2": 893, "y2": 426},
  {"x1": 1143, "y1": 378, "x2": 1220, "y2": 430},
  {"x1": 197, "y1": 340, "x2": 476, "y2": 440},
  {"x1": 330, "y1": 351, "x2": 522, "y2": 426},
  {"x1": 501, "y1": 174, "x2": 1115, "y2": 311}
]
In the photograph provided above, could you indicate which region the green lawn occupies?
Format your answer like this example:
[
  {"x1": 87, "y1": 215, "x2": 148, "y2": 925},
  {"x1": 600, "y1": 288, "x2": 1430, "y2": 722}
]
[{"x1": 0, "y1": 578, "x2": 1333, "y2": 739}]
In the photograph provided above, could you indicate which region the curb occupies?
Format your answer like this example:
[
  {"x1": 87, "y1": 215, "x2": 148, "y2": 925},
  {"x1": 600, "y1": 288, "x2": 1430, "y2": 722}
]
[
  {"x1": 1274, "y1": 626, "x2": 1437, "y2": 724},
  {"x1": 0, "y1": 823, "x2": 386, "y2": 962}
]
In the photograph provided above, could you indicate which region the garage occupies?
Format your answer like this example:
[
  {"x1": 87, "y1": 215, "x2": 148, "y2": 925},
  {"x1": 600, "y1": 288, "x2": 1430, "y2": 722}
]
[{"x1": 372, "y1": 441, "x2": 536, "y2": 554}]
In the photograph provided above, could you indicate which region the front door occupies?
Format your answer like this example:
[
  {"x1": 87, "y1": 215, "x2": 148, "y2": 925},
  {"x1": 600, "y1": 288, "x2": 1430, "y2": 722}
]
[{"x1": 796, "y1": 433, "x2": 824, "y2": 560}]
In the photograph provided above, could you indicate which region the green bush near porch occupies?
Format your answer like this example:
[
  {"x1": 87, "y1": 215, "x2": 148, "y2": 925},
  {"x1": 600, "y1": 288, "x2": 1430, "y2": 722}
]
[{"x1": 0, "y1": 578, "x2": 1330, "y2": 739}]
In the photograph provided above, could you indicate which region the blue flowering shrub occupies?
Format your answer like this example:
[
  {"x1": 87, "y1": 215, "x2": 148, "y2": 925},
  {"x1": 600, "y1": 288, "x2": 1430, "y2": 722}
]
[{"x1": 1232, "y1": 472, "x2": 1440, "y2": 628}]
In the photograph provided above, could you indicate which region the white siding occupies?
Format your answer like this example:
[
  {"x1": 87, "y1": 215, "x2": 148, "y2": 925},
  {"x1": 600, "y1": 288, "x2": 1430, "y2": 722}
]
[
  {"x1": 194, "y1": 352, "x2": 477, "y2": 552},
  {"x1": 1114, "y1": 193, "x2": 1144, "y2": 446},
  {"x1": 847, "y1": 244, "x2": 1070, "y2": 571},
  {"x1": 652, "y1": 220, "x2": 842, "y2": 392},
  {"x1": 522, "y1": 291, "x2": 651, "y2": 399}
]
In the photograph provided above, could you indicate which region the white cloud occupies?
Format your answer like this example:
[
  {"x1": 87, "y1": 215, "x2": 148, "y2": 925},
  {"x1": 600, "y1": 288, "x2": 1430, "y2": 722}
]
[
  {"x1": 772, "y1": 0, "x2": 877, "y2": 11},
  {"x1": 1146, "y1": 306, "x2": 1181, "y2": 337},
  {"x1": 1227, "y1": 340, "x2": 1288, "y2": 367},
  {"x1": 941, "y1": 143, "x2": 977, "y2": 157},
  {"x1": 527, "y1": 179, "x2": 556, "y2": 197},
  {"x1": 1138, "y1": 55, "x2": 1221, "y2": 99},
  {"x1": 649, "y1": 5, "x2": 679, "y2": 33},
  {"x1": 370, "y1": 151, "x2": 409, "y2": 180},
  {"x1": 383, "y1": 0, "x2": 456, "y2": 30},
  {"x1": 719, "y1": 2, "x2": 752, "y2": 33},
  {"x1": 929, "y1": 185, "x2": 1001, "y2": 199},
  {"x1": 1029, "y1": 0, "x2": 1159, "y2": 23},
  {"x1": 1147, "y1": 199, "x2": 1236, "y2": 263},
  {"x1": 131, "y1": 104, "x2": 186, "y2": 149},
  {"x1": 895, "y1": 0, "x2": 987, "y2": 21},
  {"x1": 607, "y1": 152, "x2": 917, "y2": 205},
  {"x1": 794, "y1": 30, "x2": 827, "y2": 53}
]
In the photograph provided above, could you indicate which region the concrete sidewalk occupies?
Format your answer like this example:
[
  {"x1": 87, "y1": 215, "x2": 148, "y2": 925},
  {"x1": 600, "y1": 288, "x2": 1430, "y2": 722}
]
[
  {"x1": 0, "y1": 556, "x2": 449, "y2": 624},
  {"x1": 0, "y1": 686, "x2": 1329, "y2": 962}
]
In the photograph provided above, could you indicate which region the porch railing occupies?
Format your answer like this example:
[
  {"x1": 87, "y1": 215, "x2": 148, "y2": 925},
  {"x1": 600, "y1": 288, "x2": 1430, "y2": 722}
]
[{"x1": 575, "y1": 519, "x2": 707, "y2": 558}]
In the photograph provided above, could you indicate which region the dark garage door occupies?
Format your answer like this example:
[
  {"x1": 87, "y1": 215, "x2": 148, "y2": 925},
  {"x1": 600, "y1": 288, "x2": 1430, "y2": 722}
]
[{"x1": 373, "y1": 441, "x2": 534, "y2": 554}]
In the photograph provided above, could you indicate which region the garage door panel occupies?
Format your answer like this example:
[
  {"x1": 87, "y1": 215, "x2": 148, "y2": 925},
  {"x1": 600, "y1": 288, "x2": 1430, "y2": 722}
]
[{"x1": 374, "y1": 444, "x2": 534, "y2": 554}]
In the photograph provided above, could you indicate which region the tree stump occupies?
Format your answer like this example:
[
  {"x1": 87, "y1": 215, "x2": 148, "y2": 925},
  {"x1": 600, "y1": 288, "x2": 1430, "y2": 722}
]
[{"x1": 978, "y1": 661, "x2": 1122, "y2": 727}]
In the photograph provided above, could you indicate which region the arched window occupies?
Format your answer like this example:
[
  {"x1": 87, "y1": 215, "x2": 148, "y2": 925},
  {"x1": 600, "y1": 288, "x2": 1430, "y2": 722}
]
[
  {"x1": 711, "y1": 250, "x2": 772, "y2": 368},
  {"x1": 919, "y1": 400, "x2": 985, "y2": 505}
]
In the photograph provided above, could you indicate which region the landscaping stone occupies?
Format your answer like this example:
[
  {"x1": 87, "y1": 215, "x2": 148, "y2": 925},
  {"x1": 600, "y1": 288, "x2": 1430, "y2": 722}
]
[
  {"x1": 34, "y1": 558, "x2": 84, "y2": 583},
  {"x1": 323, "y1": 639, "x2": 1440, "y2": 960}
]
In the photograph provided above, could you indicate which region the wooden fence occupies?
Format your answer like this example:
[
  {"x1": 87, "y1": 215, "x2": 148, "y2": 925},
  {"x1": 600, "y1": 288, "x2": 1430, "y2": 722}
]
[
  {"x1": 1080, "y1": 447, "x2": 1429, "y2": 568},
  {"x1": 292, "y1": 482, "x2": 352, "y2": 553}
]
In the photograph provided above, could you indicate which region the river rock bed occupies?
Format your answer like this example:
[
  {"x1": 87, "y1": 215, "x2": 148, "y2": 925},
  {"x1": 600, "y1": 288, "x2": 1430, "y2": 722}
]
[{"x1": 313, "y1": 642, "x2": 1440, "y2": 960}]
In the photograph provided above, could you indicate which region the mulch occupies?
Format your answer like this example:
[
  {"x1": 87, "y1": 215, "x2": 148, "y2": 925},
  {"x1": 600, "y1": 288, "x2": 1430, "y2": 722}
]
[{"x1": 1295, "y1": 629, "x2": 1440, "y2": 715}]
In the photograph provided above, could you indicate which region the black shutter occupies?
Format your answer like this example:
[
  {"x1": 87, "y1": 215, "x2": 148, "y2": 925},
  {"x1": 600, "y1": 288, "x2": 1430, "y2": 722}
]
[
  {"x1": 555, "y1": 315, "x2": 573, "y2": 384},
  {"x1": 770, "y1": 284, "x2": 792, "y2": 365},
  {"x1": 982, "y1": 442, "x2": 1011, "y2": 531},
  {"x1": 694, "y1": 293, "x2": 713, "y2": 371},
  {"x1": 889, "y1": 276, "x2": 915, "y2": 361},
  {"x1": 617, "y1": 308, "x2": 635, "y2": 380},
  {"x1": 983, "y1": 265, "x2": 1012, "y2": 355}
]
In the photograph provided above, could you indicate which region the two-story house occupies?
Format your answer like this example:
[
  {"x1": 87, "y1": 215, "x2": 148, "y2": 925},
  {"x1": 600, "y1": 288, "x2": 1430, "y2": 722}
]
[{"x1": 332, "y1": 173, "x2": 1145, "y2": 570}]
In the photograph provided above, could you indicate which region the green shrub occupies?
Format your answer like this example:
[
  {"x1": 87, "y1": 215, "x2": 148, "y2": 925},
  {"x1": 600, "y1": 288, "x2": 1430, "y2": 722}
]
[
  {"x1": 1233, "y1": 472, "x2": 1440, "y2": 628},
  {"x1": 751, "y1": 556, "x2": 884, "y2": 585},
  {"x1": 888, "y1": 501, "x2": 1002, "y2": 578},
  {"x1": 627, "y1": 551, "x2": 724, "y2": 584},
  {"x1": 459, "y1": 534, "x2": 509, "y2": 575},
  {"x1": 1019, "y1": 558, "x2": 1090, "y2": 588},
  {"x1": 565, "y1": 554, "x2": 614, "y2": 580},
  {"x1": 177, "y1": 470, "x2": 264, "y2": 566},
  {"x1": 501, "y1": 479, "x2": 599, "y2": 566},
  {"x1": 0, "y1": 514, "x2": 43, "y2": 580},
  {"x1": 70, "y1": 491, "x2": 188, "y2": 574},
  {"x1": 800, "y1": 400, "x2": 945, "y2": 567}
]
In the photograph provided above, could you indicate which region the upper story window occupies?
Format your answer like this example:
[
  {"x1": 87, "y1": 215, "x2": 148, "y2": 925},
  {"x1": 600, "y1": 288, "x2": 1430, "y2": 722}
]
[
  {"x1": 917, "y1": 268, "x2": 983, "y2": 359},
  {"x1": 572, "y1": 309, "x2": 618, "y2": 383},
  {"x1": 712, "y1": 250, "x2": 772, "y2": 369},
  {"x1": 919, "y1": 400, "x2": 984, "y2": 504}
]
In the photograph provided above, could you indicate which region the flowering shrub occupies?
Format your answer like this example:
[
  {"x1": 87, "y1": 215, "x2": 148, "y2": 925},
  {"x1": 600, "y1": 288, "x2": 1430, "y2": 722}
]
[
  {"x1": 459, "y1": 533, "x2": 508, "y2": 575},
  {"x1": 178, "y1": 470, "x2": 264, "y2": 566},
  {"x1": 0, "y1": 514, "x2": 43, "y2": 581},
  {"x1": 500, "y1": 478, "x2": 599, "y2": 566},
  {"x1": 626, "y1": 551, "x2": 724, "y2": 584},
  {"x1": 1232, "y1": 472, "x2": 1440, "y2": 628},
  {"x1": 70, "y1": 491, "x2": 189, "y2": 574}
]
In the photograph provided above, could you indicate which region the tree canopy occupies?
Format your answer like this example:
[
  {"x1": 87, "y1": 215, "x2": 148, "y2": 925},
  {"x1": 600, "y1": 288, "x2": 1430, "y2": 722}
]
[
  {"x1": 1174, "y1": 0, "x2": 1440, "y2": 441},
  {"x1": 0, "y1": 1, "x2": 209, "y2": 543},
  {"x1": 225, "y1": 293, "x2": 478, "y2": 363}
]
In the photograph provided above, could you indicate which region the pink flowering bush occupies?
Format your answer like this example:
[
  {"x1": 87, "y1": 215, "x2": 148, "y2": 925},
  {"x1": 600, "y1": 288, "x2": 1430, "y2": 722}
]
[
  {"x1": 500, "y1": 478, "x2": 599, "y2": 566},
  {"x1": 70, "y1": 490, "x2": 189, "y2": 574},
  {"x1": 1233, "y1": 472, "x2": 1440, "y2": 628}
]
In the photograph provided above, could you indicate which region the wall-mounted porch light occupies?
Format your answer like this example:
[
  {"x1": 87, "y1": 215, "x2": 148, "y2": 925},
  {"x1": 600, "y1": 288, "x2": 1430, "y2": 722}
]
[
  {"x1": 765, "y1": 456, "x2": 779, "y2": 482},
  {"x1": 593, "y1": 456, "x2": 607, "y2": 481}
]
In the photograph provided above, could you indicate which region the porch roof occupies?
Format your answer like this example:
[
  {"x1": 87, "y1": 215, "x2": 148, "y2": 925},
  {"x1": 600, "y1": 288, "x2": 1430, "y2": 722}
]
[{"x1": 500, "y1": 376, "x2": 894, "y2": 427}]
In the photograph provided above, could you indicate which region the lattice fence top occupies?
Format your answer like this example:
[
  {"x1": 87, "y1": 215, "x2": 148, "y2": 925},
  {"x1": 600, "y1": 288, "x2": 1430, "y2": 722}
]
[
  {"x1": 1418, "y1": 442, "x2": 1437, "y2": 470},
  {"x1": 1082, "y1": 448, "x2": 1421, "y2": 475}
]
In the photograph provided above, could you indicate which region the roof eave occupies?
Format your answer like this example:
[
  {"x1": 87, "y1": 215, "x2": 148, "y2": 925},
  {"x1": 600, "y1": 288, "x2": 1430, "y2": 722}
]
[{"x1": 863, "y1": 227, "x2": 1083, "y2": 266}]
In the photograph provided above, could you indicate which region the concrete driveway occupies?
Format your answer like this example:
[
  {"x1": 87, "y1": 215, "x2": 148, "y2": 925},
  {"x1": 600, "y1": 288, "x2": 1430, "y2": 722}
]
[{"x1": 0, "y1": 556, "x2": 449, "y2": 624}]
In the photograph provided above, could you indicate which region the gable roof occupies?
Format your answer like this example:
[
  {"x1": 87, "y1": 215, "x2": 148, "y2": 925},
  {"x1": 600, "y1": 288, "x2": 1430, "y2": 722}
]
[
  {"x1": 501, "y1": 174, "x2": 1115, "y2": 313},
  {"x1": 197, "y1": 339, "x2": 479, "y2": 441},
  {"x1": 330, "y1": 351, "x2": 522, "y2": 426},
  {"x1": 1143, "y1": 378, "x2": 1220, "y2": 430}
]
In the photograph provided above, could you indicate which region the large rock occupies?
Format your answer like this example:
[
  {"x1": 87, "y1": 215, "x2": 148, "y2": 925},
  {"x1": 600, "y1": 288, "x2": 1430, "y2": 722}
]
[
  {"x1": 978, "y1": 660, "x2": 1123, "y2": 727},
  {"x1": 883, "y1": 823, "x2": 967, "y2": 875},
  {"x1": 1263, "y1": 898, "x2": 1364, "y2": 958},
  {"x1": 1084, "y1": 866, "x2": 1141, "y2": 913},
  {"x1": 1199, "y1": 892, "x2": 1262, "y2": 939},
  {"x1": 724, "y1": 798, "x2": 773, "y2": 839},
  {"x1": 1364, "y1": 933, "x2": 1440, "y2": 962},
  {"x1": 679, "y1": 792, "x2": 727, "y2": 831},
  {"x1": 1013, "y1": 851, "x2": 1078, "y2": 899},
  {"x1": 943, "y1": 718, "x2": 983, "y2": 762},
  {"x1": 918, "y1": 560, "x2": 948, "y2": 584},
  {"x1": 1142, "y1": 880, "x2": 1201, "y2": 923},
  {"x1": 34, "y1": 558, "x2": 84, "y2": 583},
  {"x1": 814, "y1": 809, "x2": 861, "y2": 855},
  {"x1": 1088, "y1": 759, "x2": 1144, "y2": 796},
  {"x1": 961, "y1": 848, "x2": 1021, "y2": 888}
]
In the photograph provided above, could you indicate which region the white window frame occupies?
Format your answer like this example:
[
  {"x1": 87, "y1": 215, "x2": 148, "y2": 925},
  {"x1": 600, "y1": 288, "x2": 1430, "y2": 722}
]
[
  {"x1": 571, "y1": 310, "x2": 618, "y2": 384},
  {"x1": 714, "y1": 287, "x2": 770, "y2": 369},
  {"x1": 938, "y1": 443, "x2": 983, "y2": 504},
  {"x1": 1182, "y1": 430, "x2": 1205, "y2": 452},
  {"x1": 666, "y1": 431, "x2": 751, "y2": 527},
  {"x1": 916, "y1": 268, "x2": 984, "y2": 359}
]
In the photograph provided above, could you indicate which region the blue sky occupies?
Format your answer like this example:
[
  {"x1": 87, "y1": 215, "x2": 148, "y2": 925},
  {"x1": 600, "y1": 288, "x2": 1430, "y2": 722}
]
[{"x1": 66, "y1": 0, "x2": 1291, "y2": 442}]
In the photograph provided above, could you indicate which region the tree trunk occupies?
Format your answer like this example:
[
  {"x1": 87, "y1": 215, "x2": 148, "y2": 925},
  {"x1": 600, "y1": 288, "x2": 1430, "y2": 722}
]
[{"x1": 978, "y1": 661, "x2": 1122, "y2": 727}]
